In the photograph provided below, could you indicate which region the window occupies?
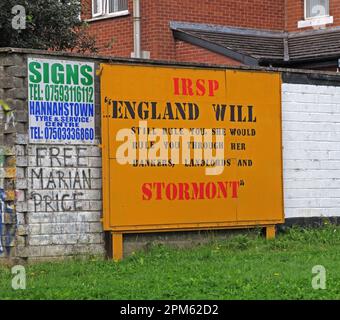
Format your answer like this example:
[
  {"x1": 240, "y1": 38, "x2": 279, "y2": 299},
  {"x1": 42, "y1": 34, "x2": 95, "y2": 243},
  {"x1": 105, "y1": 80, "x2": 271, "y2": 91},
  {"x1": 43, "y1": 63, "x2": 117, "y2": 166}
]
[
  {"x1": 92, "y1": 0, "x2": 128, "y2": 18},
  {"x1": 298, "y1": 0, "x2": 332, "y2": 28},
  {"x1": 305, "y1": 0, "x2": 329, "y2": 19},
  {"x1": 108, "y1": 0, "x2": 128, "y2": 14},
  {"x1": 92, "y1": 0, "x2": 103, "y2": 17}
]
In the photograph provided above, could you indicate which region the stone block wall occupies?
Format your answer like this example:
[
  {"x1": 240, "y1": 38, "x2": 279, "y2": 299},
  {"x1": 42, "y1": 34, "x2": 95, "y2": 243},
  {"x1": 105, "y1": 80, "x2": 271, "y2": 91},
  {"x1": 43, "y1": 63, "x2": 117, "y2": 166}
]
[
  {"x1": 0, "y1": 54, "x2": 22, "y2": 261},
  {"x1": 0, "y1": 50, "x2": 105, "y2": 262}
]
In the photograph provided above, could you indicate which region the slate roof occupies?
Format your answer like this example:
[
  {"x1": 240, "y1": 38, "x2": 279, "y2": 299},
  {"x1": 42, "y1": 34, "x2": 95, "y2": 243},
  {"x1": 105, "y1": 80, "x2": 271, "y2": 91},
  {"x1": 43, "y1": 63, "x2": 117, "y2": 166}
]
[
  {"x1": 171, "y1": 22, "x2": 340, "y2": 66},
  {"x1": 288, "y1": 29, "x2": 340, "y2": 62}
]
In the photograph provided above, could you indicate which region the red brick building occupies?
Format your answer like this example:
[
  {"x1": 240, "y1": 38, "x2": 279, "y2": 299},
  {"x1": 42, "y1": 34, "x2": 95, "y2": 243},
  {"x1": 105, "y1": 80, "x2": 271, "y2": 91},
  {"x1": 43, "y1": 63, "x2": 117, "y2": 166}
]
[{"x1": 82, "y1": 0, "x2": 340, "y2": 70}]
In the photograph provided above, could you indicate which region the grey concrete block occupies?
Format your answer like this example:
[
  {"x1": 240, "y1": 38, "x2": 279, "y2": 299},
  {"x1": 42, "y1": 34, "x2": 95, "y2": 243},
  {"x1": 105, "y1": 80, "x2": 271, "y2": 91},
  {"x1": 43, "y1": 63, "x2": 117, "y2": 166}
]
[
  {"x1": 14, "y1": 110, "x2": 28, "y2": 122},
  {"x1": 0, "y1": 55, "x2": 24, "y2": 66},
  {"x1": 16, "y1": 134, "x2": 28, "y2": 145},
  {"x1": 6, "y1": 65, "x2": 27, "y2": 78},
  {"x1": 5, "y1": 99, "x2": 26, "y2": 110},
  {"x1": 5, "y1": 88, "x2": 27, "y2": 100}
]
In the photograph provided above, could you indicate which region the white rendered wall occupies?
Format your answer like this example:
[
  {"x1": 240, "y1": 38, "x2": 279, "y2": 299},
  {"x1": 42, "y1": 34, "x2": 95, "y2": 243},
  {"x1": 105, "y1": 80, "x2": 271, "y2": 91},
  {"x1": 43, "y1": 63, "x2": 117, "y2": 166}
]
[{"x1": 282, "y1": 83, "x2": 340, "y2": 218}]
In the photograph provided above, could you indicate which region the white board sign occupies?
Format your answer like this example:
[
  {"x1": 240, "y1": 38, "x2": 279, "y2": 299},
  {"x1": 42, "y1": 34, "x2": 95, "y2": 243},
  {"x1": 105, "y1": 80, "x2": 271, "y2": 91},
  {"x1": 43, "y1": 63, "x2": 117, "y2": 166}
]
[{"x1": 28, "y1": 58, "x2": 95, "y2": 144}]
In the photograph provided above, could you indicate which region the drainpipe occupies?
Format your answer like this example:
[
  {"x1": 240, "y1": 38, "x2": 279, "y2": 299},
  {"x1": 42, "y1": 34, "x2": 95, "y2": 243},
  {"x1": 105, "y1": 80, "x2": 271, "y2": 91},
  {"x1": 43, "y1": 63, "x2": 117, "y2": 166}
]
[{"x1": 133, "y1": 0, "x2": 141, "y2": 58}]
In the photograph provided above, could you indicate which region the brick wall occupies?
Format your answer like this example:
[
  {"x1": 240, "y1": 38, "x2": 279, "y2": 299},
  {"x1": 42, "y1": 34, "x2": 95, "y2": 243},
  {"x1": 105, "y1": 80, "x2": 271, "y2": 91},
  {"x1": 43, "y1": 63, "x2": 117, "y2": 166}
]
[
  {"x1": 282, "y1": 82, "x2": 340, "y2": 218},
  {"x1": 144, "y1": 0, "x2": 285, "y2": 61},
  {"x1": 286, "y1": 0, "x2": 340, "y2": 31},
  {"x1": 83, "y1": 0, "x2": 285, "y2": 60},
  {"x1": 175, "y1": 40, "x2": 242, "y2": 66},
  {"x1": 83, "y1": 0, "x2": 340, "y2": 61},
  {"x1": 82, "y1": 0, "x2": 134, "y2": 56}
]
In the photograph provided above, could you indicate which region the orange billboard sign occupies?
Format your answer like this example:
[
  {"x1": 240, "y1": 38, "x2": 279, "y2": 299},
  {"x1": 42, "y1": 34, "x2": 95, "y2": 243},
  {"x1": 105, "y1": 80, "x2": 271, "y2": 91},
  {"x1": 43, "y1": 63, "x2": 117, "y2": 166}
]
[{"x1": 101, "y1": 64, "x2": 284, "y2": 232}]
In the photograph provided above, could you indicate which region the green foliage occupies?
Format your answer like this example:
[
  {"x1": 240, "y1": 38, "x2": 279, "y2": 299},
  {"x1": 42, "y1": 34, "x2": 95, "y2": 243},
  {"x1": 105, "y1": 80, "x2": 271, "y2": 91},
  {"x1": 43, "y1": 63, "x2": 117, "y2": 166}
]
[
  {"x1": 0, "y1": 0, "x2": 96, "y2": 52},
  {"x1": 223, "y1": 234, "x2": 252, "y2": 251},
  {"x1": 1, "y1": 225, "x2": 340, "y2": 299}
]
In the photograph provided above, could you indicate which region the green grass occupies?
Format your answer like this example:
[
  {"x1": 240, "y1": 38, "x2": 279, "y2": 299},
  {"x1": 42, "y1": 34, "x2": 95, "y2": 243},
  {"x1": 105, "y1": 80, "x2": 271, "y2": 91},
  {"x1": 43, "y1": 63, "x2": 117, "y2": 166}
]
[{"x1": 1, "y1": 224, "x2": 340, "y2": 300}]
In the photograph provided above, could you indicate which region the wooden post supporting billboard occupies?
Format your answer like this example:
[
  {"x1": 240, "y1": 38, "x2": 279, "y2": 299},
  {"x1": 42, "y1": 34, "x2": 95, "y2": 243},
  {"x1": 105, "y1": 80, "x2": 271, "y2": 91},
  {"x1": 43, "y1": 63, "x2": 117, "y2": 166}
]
[{"x1": 100, "y1": 64, "x2": 284, "y2": 260}]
